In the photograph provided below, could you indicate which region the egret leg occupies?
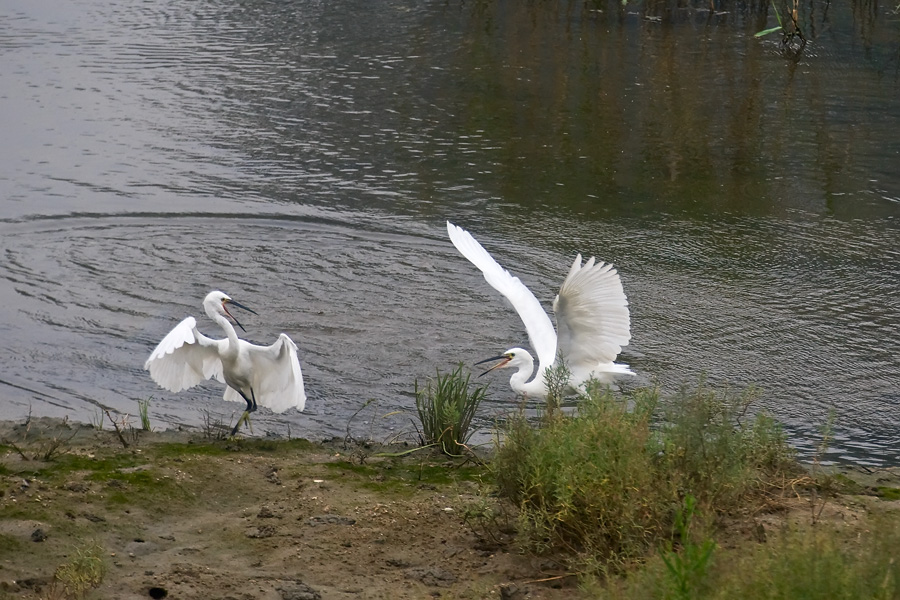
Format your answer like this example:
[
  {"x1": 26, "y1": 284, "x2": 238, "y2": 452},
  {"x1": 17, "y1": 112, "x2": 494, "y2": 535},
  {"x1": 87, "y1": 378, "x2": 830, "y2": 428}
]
[{"x1": 230, "y1": 389, "x2": 258, "y2": 437}]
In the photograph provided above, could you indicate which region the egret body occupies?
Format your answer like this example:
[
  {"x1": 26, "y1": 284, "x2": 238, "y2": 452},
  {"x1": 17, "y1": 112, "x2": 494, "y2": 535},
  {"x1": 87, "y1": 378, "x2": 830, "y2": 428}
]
[
  {"x1": 447, "y1": 222, "x2": 633, "y2": 399},
  {"x1": 144, "y1": 291, "x2": 306, "y2": 435}
]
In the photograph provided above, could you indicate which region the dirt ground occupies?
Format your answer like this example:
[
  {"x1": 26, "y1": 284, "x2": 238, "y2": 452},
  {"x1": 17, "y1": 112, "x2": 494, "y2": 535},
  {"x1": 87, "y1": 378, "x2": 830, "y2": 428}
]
[
  {"x1": 1, "y1": 417, "x2": 898, "y2": 600},
  {"x1": 0, "y1": 417, "x2": 576, "y2": 600}
]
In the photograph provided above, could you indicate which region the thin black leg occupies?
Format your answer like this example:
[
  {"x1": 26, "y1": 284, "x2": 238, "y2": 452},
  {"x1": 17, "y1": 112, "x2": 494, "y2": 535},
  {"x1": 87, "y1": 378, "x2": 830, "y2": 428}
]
[{"x1": 231, "y1": 389, "x2": 256, "y2": 436}]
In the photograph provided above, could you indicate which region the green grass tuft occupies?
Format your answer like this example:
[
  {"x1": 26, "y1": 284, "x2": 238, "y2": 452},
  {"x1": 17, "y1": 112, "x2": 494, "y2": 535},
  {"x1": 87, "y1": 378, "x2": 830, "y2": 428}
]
[
  {"x1": 657, "y1": 495, "x2": 716, "y2": 600},
  {"x1": 49, "y1": 539, "x2": 106, "y2": 599},
  {"x1": 415, "y1": 364, "x2": 487, "y2": 456},
  {"x1": 542, "y1": 356, "x2": 572, "y2": 415},
  {"x1": 137, "y1": 397, "x2": 152, "y2": 431}
]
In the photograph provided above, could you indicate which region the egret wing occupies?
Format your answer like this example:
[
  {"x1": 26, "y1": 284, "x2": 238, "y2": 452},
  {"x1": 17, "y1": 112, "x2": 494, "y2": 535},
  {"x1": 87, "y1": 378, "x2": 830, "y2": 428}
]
[
  {"x1": 553, "y1": 255, "x2": 631, "y2": 376},
  {"x1": 144, "y1": 317, "x2": 225, "y2": 392},
  {"x1": 239, "y1": 334, "x2": 306, "y2": 413},
  {"x1": 447, "y1": 222, "x2": 557, "y2": 370}
]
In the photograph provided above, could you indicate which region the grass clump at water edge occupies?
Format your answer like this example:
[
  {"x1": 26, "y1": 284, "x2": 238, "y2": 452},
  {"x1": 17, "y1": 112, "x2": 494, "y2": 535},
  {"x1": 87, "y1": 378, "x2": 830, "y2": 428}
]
[
  {"x1": 137, "y1": 397, "x2": 151, "y2": 431},
  {"x1": 414, "y1": 363, "x2": 487, "y2": 456}
]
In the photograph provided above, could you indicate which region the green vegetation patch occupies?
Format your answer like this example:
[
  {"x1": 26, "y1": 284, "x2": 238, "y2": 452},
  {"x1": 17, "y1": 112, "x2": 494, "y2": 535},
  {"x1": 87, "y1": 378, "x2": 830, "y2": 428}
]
[
  {"x1": 0, "y1": 503, "x2": 53, "y2": 523},
  {"x1": 827, "y1": 472, "x2": 865, "y2": 495},
  {"x1": 150, "y1": 437, "x2": 315, "y2": 459},
  {"x1": 607, "y1": 517, "x2": 900, "y2": 599},
  {"x1": 240, "y1": 437, "x2": 316, "y2": 454},
  {"x1": 325, "y1": 458, "x2": 486, "y2": 495},
  {"x1": 37, "y1": 452, "x2": 145, "y2": 480},
  {"x1": 150, "y1": 440, "x2": 234, "y2": 459},
  {"x1": 492, "y1": 384, "x2": 797, "y2": 573},
  {"x1": 93, "y1": 469, "x2": 193, "y2": 509},
  {"x1": 87, "y1": 466, "x2": 155, "y2": 485},
  {"x1": 876, "y1": 486, "x2": 900, "y2": 501},
  {"x1": 494, "y1": 387, "x2": 668, "y2": 566},
  {"x1": 21, "y1": 450, "x2": 196, "y2": 510}
]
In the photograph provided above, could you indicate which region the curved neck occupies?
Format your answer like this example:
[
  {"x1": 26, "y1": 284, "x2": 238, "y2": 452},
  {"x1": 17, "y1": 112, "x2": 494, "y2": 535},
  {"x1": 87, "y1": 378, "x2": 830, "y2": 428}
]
[
  {"x1": 509, "y1": 356, "x2": 547, "y2": 397},
  {"x1": 210, "y1": 311, "x2": 240, "y2": 354}
]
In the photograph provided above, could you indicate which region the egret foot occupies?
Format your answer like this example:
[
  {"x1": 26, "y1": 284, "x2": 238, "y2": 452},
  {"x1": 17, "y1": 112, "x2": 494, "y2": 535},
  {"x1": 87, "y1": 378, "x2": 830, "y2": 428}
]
[
  {"x1": 231, "y1": 388, "x2": 259, "y2": 437},
  {"x1": 230, "y1": 410, "x2": 254, "y2": 437}
]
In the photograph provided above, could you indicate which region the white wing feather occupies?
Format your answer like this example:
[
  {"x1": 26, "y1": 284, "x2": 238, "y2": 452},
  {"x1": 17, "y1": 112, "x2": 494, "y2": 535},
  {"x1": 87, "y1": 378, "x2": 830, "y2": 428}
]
[
  {"x1": 222, "y1": 334, "x2": 306, "y2": 413},
  {"x1": 144, "y1": 317, "x2": 225, "y2": 392},
  {"x1": 447, "y1": 222, "x2": 558, "y2": 371},
  {"x1": 553, "y1": 254, "x2": 631, "y2": 379}
]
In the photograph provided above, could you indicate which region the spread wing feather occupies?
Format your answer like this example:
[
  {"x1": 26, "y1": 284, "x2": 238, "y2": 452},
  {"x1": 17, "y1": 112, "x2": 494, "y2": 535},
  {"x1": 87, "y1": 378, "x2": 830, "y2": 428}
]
[
  {"x1": 227, "y1": 334, "x2": 306, "y2": 413},
  {"x1": 447, "y1": 222, "x2": 557, "y2": 371},
  {"x1": 144, "y1": 317, "x2": 225, "y2": 392},
  {"x1": 553, "y1": 254, "x2": 631, "y2": 380}
]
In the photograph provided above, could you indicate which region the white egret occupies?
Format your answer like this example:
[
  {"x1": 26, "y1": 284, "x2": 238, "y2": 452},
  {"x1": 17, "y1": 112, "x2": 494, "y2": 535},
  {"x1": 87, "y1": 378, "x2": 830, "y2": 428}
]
[
  {"x1": 447, "y1": 221, "x2": 633, "y2": 399},
  {"x1": 144, "y1": 291, "x2": 306, "y2": 436}
]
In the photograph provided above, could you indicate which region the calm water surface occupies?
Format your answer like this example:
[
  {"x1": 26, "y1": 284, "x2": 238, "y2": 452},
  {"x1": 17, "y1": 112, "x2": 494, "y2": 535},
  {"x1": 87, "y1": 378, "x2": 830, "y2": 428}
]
[{"x1": 1, "y1": 0, "x2": 898, "y2": 465}]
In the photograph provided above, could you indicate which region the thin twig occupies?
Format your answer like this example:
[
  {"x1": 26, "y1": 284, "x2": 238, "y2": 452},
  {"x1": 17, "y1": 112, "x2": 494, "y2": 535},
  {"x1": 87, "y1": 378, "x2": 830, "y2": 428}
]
[
  {"x1": 40, "y1": 430, "x2": 78, "y2": 461},
  {"x1": 373, "y1": 443, "x2": 438, "y2": 458},
  {"x1": 2, "y1": 439, "x2": 29, "y2": 461},
  {"x1": 105, "y1": 410, "x2": 129, "y2": 449},
  {"x1": 344, "y1": 398, "x2": 375, "y2": 449},
  {"x1": 519, "y1": 573, "x2": 577, "y2": 584}
]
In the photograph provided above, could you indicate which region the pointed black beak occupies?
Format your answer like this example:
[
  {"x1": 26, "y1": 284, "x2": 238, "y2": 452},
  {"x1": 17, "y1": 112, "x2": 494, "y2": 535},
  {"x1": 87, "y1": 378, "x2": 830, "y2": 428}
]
[
  {"x1": 223, "y1": 299, "x2": 257, "y2": 333},
  {"x1": 228, "y1": 299, "x2": 257, "y2": 315},
  {"x1": 474, "y1": 354, "x2": 511, "y2": 377}
]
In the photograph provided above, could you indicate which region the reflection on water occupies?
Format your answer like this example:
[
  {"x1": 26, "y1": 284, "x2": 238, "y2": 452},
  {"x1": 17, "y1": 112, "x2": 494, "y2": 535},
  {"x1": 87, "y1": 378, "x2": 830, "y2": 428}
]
[{"x1": 0, "y1": 0, "x2": 898, "y2": 465}]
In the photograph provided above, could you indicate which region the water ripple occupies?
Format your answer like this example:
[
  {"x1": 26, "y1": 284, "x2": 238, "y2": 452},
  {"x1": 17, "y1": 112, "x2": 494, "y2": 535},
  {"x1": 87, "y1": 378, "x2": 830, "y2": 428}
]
[{"x1": 1, "y1": 0, "x2": 899, "y2": 465}]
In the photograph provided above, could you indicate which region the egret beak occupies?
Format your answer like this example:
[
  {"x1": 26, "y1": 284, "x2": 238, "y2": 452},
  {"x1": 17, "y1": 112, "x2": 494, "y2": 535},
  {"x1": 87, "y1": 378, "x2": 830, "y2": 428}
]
[
  {"x1": 474, "y1": 354, "x2": 512, "y2": 377},
  {"x1": 222, "y1": 299, "x2": 257, "y2": 333}
]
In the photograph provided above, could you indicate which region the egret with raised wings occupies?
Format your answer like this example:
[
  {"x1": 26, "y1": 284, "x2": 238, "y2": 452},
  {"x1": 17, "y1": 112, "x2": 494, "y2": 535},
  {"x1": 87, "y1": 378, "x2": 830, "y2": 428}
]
[
  {"x1": 447, "y1": 221, "x2": 633, "y2": 399},
  {"x1": 144, "y1": 291, "x2": 306, "y2": 436}
]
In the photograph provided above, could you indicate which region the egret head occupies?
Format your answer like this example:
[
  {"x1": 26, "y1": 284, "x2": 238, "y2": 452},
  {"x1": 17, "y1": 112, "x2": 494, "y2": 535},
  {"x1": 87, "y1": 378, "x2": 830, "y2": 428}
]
[
  {"x1": 474, "y1": 348, "x2": 529, "y2": 377},
  {"x1": 203, "y1": 290, "x2": 257, "y2": 332}
]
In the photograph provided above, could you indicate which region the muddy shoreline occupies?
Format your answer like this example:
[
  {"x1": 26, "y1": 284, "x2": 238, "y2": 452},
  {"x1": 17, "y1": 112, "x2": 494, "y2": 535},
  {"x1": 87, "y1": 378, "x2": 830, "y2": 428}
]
[{"x1": 1, "y1": 417, "x2": 898, "y2": 600}]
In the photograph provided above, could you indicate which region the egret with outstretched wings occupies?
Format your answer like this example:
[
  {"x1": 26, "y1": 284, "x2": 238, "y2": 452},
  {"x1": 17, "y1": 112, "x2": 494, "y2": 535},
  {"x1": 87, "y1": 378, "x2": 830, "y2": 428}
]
[
  {"x1": 144, "y1": 290, "x2": 305, "y2": 435},
  {"x1": 447, "y1": 222, "x2": 633, "y2": 398}
]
